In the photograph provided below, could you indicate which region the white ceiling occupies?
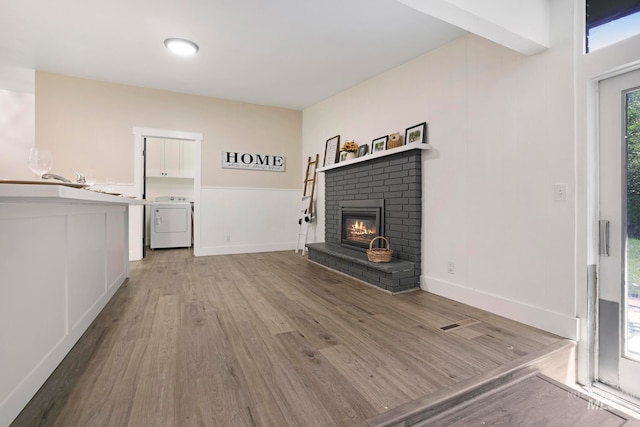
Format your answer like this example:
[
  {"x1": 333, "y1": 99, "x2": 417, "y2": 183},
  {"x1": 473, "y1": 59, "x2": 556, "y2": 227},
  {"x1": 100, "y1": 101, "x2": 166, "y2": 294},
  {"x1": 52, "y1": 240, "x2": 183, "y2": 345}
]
[{"x1": 0, "y1": 0, "x2": 467, "y2": 109}]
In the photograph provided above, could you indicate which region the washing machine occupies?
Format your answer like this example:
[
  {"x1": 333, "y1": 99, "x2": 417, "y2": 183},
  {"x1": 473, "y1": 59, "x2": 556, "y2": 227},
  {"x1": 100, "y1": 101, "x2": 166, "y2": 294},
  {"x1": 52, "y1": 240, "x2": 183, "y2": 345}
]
[{"x1": 150, "y1": 196, "x2": 192, "y2": 249}]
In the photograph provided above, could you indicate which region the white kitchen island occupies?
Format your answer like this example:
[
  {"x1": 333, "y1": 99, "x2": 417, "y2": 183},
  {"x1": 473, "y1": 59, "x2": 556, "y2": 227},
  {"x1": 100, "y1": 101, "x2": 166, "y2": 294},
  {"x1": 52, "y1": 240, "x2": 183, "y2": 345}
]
[{"x1": 0, "y1": 183, "x2": 142, "y2": 427}]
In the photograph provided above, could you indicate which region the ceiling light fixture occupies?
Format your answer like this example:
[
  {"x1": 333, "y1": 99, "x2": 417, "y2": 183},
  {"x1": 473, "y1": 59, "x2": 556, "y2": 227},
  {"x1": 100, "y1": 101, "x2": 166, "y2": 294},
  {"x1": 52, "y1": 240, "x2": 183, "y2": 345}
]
[{"x1": 164, "y1": 38, "x2": 199, "y2": 56}]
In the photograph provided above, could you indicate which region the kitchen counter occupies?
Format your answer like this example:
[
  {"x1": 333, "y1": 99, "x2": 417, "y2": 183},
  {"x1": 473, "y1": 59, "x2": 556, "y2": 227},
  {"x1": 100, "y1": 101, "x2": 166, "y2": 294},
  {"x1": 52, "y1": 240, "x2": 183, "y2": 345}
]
[
  {"x1": 0, "y1": 181, "x2": 143, "y2": 205},
  {"x1": 0, "y1": 183, "x2": 141, "y2": 426}
]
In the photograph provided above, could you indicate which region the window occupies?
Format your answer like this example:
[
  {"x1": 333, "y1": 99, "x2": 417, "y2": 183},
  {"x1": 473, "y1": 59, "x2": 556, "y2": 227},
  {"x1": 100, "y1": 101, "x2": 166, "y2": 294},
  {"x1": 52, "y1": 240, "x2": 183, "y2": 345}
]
[{"x1": 586, "y1": 0, "x2": 640, "y2": 53}]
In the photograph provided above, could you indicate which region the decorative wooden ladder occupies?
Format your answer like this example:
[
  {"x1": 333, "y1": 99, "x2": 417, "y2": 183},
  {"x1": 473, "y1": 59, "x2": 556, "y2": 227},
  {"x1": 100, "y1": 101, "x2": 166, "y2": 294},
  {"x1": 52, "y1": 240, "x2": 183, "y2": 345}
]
[{"x1": 296, "y1": 153, "x2": 319, "y2": 254}]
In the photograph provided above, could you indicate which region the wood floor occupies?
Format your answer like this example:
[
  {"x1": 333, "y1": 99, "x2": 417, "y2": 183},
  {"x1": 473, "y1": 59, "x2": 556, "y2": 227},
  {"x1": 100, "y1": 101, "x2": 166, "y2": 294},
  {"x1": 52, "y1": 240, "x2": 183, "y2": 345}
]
[
  {"x1": 411, "y1": 371, "x2": 638, "y2": 427},
  {"x1": 14, "y1": 249, "x2": 570, "y2": 427}
]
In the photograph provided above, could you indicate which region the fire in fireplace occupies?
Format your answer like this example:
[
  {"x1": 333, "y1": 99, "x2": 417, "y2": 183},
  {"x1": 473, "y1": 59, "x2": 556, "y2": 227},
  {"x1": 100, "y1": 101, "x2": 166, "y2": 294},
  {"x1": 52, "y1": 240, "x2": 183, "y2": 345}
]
[
  {"x1": 339, "y1": 200, "x2": 384, "y2": 250},
  {"x1": 344, "y1": 216, "x2": 377, "y2": 244}
]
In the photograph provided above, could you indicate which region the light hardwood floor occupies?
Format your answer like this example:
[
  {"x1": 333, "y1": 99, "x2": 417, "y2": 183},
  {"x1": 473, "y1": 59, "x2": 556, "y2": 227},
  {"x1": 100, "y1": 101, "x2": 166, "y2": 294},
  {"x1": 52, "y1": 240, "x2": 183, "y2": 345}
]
[{"x1": 15, "y1": 249, "x2": 569, "y2": 427}]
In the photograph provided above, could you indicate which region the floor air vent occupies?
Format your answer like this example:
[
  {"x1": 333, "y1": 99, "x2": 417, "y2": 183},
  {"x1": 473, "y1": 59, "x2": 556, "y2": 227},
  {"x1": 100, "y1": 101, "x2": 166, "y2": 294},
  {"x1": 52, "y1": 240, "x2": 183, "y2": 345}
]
[{"x1": 439, "y1": 318, "x2": 480, "y2": 332}]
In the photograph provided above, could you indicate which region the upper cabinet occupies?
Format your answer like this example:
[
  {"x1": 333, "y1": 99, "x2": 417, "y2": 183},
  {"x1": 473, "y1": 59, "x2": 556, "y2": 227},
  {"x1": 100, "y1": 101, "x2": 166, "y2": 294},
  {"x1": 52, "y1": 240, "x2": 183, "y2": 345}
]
[
  {"x1": 146, "y1": 138, "x2": 194, "y2": 178},
  {"x1": 182, "y1": 140, "x2": 195, "y2": 178}
]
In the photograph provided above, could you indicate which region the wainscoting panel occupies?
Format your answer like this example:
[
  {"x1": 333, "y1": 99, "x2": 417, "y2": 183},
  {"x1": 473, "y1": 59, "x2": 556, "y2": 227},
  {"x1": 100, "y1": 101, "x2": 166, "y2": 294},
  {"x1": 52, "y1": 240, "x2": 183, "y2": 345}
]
[{"x1": 198, "y1": 187, "x2": 301, "y2": 256}]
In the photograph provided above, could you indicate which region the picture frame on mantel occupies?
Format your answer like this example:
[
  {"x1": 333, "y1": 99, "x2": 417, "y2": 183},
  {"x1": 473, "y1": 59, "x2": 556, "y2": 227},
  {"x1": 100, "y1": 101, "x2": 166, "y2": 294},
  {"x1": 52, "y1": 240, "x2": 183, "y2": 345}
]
[
  {"x1": 324, "y1": 135, "x2": 340, "y2": 166},
  {"x1": 405, "y1": 122, "x2": 427, "y2": 144},
  {"x1": 371, "y1": 135, "x2": 388, "y2": 153},
  {"x1": 357, "y1": 144, "x2": 369, "y2": 157}
]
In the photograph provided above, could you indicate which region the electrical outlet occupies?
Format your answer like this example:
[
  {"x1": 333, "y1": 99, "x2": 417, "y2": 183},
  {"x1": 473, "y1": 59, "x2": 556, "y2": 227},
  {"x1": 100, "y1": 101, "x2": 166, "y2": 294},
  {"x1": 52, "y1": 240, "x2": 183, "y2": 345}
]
[
  {"x1": 225, "y1": 234, "x2": 231, "y2": 242},
  {"x1": 447, "y1": 262, "x2": 455, "y2": 274}
]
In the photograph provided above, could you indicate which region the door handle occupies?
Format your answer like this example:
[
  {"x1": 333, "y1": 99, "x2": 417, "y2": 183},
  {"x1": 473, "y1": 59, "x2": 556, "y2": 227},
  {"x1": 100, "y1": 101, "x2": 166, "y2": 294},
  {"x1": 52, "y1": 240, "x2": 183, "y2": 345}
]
[{"x1": 599, "y1": 220, "x2": 610, "y2": 257}]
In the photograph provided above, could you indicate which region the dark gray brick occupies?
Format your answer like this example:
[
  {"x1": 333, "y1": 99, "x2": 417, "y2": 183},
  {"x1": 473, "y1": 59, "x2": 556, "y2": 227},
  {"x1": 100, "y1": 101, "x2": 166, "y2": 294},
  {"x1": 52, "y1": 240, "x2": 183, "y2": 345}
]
[
  {"x1": 388, "y1": 211, "x2": 409, "y2": 219},
  {"x1": 384, "y1": 165, "x2": 404, "y2": 174},
  {"x1": 402, "y1": 175, "x2": 420, "y2": 184},
  {"x1": 385, "y1": 177, "x2": 404, "y2": 186},
  {"x1": 388, "y1": 184, "x2": 409, "y2": 193},
  {"x1": 388, "y1": 157, "x2": 408, "y2": 166}
]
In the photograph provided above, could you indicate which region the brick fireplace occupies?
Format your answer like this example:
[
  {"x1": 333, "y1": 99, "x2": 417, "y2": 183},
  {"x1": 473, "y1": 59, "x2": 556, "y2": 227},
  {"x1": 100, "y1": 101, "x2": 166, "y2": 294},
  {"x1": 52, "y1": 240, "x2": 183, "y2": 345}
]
[{"x1": 307, "y1": 148, "x2": 423, "y2": 293}]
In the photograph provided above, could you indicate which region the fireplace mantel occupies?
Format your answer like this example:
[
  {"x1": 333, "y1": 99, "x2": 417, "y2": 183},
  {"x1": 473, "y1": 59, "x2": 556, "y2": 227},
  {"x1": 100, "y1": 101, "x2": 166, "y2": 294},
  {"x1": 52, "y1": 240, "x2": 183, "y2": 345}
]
[{"x1": 317, "y1": 141, "x2": 431, "y2": 173}]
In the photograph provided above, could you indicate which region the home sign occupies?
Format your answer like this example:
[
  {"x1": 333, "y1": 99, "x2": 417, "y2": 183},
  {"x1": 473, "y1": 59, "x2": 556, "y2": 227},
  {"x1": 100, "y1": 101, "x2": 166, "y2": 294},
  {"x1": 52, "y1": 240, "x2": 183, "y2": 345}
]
[{"x1": 222, "y1": 151, "x2": 286, "y2": 172}]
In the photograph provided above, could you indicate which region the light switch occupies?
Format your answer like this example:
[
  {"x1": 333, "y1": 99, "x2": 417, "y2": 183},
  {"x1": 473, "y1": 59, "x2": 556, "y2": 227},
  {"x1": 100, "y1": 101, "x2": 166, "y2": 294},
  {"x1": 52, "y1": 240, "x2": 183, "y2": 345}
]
[{"x1": 554, "y1": 183, "x2": 568, "y2": 201}]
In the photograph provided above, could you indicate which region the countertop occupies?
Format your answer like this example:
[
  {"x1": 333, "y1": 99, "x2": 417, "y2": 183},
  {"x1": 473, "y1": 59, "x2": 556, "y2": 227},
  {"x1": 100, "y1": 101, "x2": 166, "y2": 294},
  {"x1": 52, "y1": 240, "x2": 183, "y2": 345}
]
[{"x1": 0, "y1": 182, "x2": 143, "y2": 205}]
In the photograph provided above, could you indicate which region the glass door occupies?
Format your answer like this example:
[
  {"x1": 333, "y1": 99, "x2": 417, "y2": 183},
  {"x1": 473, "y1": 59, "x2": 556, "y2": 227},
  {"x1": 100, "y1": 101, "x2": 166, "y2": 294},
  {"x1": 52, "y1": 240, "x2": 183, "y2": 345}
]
[{"x1": 598, "y1": 69, "x2": 640, "y2": 399}]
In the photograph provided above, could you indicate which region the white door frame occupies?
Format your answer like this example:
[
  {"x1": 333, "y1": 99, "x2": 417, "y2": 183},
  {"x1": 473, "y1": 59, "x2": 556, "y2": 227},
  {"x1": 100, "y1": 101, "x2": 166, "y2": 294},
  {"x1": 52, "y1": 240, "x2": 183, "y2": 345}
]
[
  {"x1": 132, "y1": 127, "x2": 203, "y2": 259},
  {"x1": 584, "y1": 63, "x2": 640, "y2": 401}
]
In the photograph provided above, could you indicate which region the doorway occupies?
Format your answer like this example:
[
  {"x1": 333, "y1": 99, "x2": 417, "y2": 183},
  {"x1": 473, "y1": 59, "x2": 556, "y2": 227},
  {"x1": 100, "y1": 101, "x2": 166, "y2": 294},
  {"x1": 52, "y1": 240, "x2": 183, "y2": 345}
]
[
  {"x1": 132, "y1": 127, "x2": 203, "y2": 259},
  {"x1": 144, "y1": 136, "x2": 195, "y2": 250},
  {"x1": 596, "y1": 68, "x2": 640, "y2": 403}
]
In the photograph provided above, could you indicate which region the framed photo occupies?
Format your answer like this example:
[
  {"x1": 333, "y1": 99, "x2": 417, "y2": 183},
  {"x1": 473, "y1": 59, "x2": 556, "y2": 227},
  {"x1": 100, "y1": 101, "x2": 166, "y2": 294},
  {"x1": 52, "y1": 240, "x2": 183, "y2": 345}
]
[
  {"x1": 357, "y1": 144, "x2": 369, "y2": 157},
  {"x1": 339, "y1": 151, "x2": 348, "y2": 162},
  {"x1": 405, "y1": 122, "x2": 427, "y2": 144},
  {"x1": 323, "y1": 135, "x2": 340, "y2": 166},
  {"x1": 371, "y1": 135, "x2": 388, "y2": 153}
]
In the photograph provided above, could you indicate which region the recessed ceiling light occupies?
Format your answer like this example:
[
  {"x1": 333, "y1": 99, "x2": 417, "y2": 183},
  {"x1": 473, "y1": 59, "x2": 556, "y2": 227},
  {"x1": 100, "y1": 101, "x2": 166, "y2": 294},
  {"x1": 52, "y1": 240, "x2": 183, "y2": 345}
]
[{"x1": 164, "y1": 38, "x2": 199, "y2": 56}]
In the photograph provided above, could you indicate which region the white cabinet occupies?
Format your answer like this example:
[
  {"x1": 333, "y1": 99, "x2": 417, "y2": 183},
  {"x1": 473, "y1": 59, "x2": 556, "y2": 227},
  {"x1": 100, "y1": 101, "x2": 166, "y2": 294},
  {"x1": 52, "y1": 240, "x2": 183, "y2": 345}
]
[
  {"x1": 146, "y1": 138, "x2": 194, "y2": 178},
  {"x1": 182, "y1": 140, "x2": 195, "y2": 178},
  {"x1": 162, "y1": 139, "x2": 182, "y2": 177},
  {"x1": 146, "y1": 139, "x2": 164, "y2": 176}
]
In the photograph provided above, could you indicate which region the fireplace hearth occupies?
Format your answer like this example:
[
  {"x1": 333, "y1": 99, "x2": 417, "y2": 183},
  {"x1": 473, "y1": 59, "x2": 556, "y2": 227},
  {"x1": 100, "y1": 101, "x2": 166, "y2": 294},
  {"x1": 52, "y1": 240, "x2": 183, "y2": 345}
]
[{"x1": 339, "y1": 200, "x2": 384, "y2": 250}]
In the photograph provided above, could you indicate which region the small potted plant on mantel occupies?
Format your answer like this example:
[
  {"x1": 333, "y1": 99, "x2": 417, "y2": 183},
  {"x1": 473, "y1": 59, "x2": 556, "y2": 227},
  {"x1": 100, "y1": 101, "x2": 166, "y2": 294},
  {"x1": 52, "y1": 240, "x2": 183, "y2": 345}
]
[{"x1": 341, "y1": 140, "x2": 359, "y2": 161}]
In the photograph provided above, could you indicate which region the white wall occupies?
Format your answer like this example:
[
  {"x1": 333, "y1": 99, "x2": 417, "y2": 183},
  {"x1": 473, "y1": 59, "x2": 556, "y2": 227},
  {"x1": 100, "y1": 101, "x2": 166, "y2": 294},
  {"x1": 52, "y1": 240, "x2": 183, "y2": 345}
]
[
  {"x1": 34, "y1": 72, "x2": 302, "y2": 189},
  {"x1": 303, "y1": 0, "x2": 578, "y2": 338}
]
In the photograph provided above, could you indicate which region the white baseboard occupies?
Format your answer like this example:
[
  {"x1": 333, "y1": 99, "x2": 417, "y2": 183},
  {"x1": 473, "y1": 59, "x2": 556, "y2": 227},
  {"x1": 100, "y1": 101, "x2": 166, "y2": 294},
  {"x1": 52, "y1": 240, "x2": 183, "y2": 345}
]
[
  {"x1": 197, "y1": 242, "x2": 296, "y2": 256},
  {"x1": 421, "y1": 276, "x2": 579, "y2": 340}
]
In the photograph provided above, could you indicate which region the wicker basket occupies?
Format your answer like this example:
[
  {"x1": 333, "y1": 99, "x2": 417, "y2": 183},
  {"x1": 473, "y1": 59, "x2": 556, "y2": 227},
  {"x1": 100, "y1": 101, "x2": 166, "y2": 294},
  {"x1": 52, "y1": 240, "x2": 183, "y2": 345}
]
[{"x1": 367, "y1": 236, "x2": 393, "y2": 263}]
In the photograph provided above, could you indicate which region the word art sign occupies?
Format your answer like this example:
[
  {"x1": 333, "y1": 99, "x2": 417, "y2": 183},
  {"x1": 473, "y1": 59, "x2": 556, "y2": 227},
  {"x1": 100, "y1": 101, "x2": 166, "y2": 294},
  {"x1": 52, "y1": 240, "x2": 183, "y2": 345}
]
[{"x1": 222, "y1": 151, "x2": 286, "y2": 172}]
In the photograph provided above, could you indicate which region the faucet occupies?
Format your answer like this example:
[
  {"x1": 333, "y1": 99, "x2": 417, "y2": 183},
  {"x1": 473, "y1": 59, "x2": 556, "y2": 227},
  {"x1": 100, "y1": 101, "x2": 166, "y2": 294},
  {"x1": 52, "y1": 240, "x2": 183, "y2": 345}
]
[{"x1": 41, "y1": 173, "x2": 72, "y2": 183}]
